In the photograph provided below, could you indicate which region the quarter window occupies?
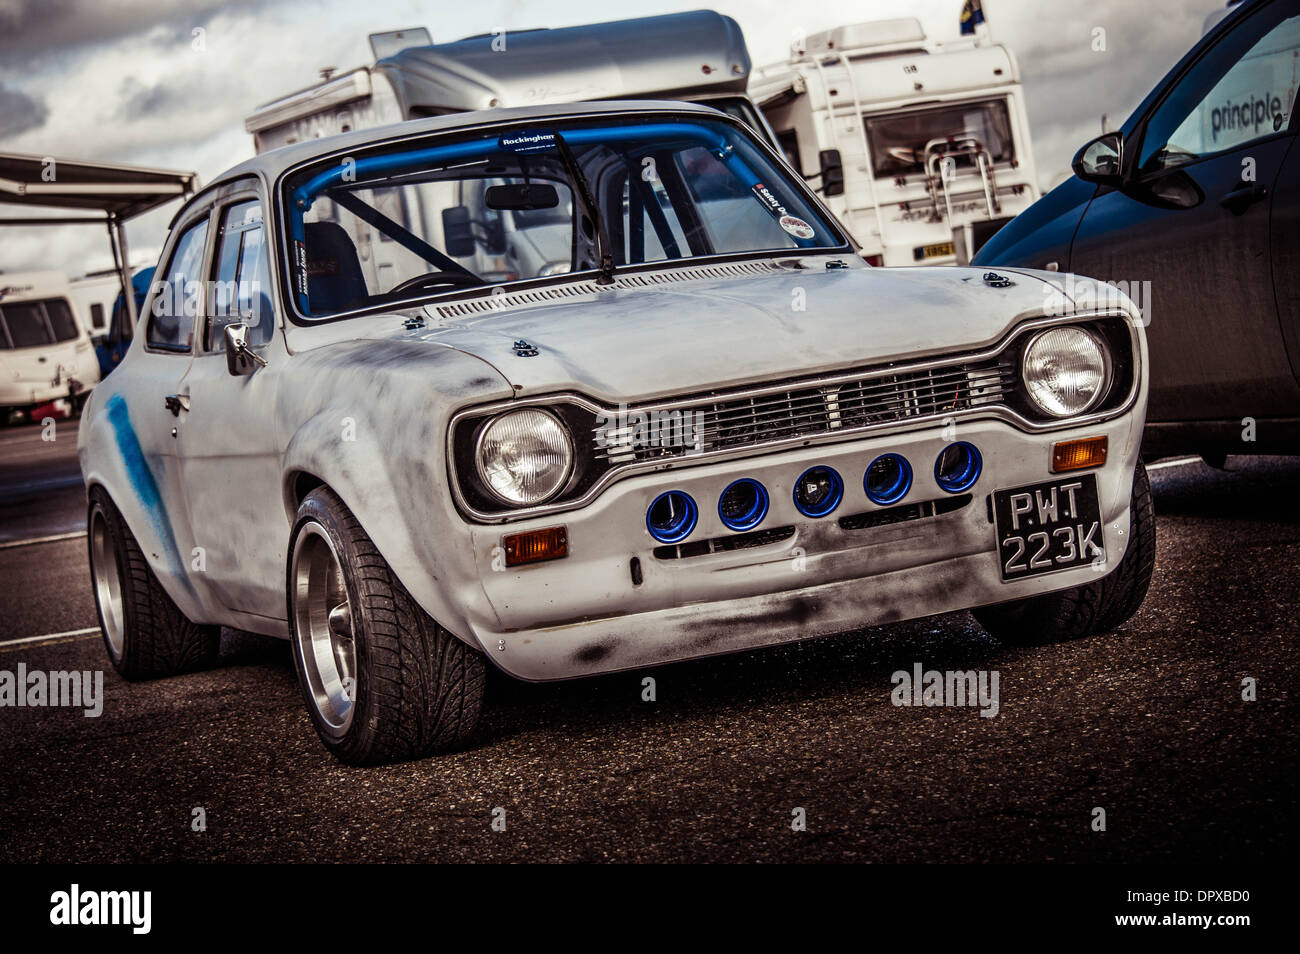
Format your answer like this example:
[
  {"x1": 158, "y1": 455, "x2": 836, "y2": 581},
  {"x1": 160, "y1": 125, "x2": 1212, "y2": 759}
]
[{"x1": 207, "y1": 199, "x2": 273, "y2": 352}]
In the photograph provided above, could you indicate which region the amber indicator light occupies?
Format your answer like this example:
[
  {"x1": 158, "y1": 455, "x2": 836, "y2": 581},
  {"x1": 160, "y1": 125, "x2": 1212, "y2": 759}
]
[
  {"x1": 1052, "y1": 436, "x2": 1108, "y2": 473},
  {"x1": 503, "y1": 526, "x2": 568, "y2": 567}
]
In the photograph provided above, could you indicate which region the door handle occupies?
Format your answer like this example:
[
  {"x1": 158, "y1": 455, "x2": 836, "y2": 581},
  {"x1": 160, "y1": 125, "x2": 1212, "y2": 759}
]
[
  {"x1": 164, "y1": 393, "x2": 190, "y2": 416},
  {"x1": 1219, "y1": 184, "x2": 1268, "y2": 214}
]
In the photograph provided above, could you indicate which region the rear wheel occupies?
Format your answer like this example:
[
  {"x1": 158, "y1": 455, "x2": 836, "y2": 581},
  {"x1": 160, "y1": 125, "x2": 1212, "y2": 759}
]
[
  {"x1": 974, "y1": 462, "x2": 1155, "y2": 646},
  {"x1": 87, "y1": 487, "x2": 220, "y2": 679},
  {"x1": 288, "y1": 487, "x2": 485, "y2": 764}
]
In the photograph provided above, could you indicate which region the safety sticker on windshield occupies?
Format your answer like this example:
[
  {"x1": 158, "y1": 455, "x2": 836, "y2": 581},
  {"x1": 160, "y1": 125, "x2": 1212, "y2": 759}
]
[{"x1": 751, "y1": 182, "x2": 815, "y2": 240}]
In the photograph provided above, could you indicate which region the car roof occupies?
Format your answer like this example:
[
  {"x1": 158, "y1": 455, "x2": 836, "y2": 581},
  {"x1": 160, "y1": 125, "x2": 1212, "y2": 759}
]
[{"x1": 212, "y1": 99, "x2": 731, "y2": 191}]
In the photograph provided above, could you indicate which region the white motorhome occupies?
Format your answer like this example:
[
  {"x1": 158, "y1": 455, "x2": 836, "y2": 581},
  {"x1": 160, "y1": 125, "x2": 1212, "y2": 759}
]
[
  {"x1": 0, "y1": 270, "x2": 100, "y2": 422},
  {"x1": 751, "y1": 18, "x2": 1041, "y2": 266},
  {"x1": 244, "y1": 11, "x2": 777, "y2": 287}
]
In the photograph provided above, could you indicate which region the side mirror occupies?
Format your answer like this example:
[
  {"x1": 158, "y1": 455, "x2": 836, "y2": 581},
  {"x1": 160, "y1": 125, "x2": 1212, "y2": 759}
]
[
  {"x1": 91, "y1": 334, "x2": 107, "y2": 349},
  {"x1": 819, "y1": 149, "x2": 845, "y2": 197},
  {"x1": 441, "y1": 206, "x2": 476, "y2": 258},
  {"x1": 1073, "y1": 132, "x2": 1124, "y2": 185},
  {"x1": 224, "y1": 322, "x2": 267, "y2": 376}
]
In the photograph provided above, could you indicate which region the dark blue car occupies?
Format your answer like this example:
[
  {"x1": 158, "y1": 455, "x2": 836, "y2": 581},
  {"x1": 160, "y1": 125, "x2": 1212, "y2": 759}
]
[
  {"x1": 93, "y1": 266, "x2": 153, "y2": 379},
  {"x1": 976, "y1": 0, "x2": 1300, "y2": 462}
]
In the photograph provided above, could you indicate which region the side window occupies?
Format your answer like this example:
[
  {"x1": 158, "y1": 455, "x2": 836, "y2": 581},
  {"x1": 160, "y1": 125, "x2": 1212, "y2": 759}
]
[
  {"x1": 148, "y1": 216, "x2": 209, "y2": 351},
  {"x1": 208, "y1": 199, "x2": 273, "y2": 352},
  {"x1": 1139, "y1": 6, "x2": 1300, "y2": 174},
  {"x1": 89, "y1": 303, "x2": 105, "y2": 331}
]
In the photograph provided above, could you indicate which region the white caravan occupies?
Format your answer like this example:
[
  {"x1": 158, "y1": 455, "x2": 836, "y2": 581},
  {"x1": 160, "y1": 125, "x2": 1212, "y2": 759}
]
[
  {"x1": 69, "y1": 270, "x2": 125, "y2": 336},
  {"x1": 0, "y1": 270, "x2": 100, "y2": 421},
  {"x1": 751, "y1": 18, "x2": 1041, "y2": 266},
  {"x1": 244, "y1": 11, "x2": 777, "y2": 287}
]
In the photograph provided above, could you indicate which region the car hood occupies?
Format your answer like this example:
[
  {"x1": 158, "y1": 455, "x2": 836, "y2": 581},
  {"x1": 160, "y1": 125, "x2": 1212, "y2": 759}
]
[{"x1": 398, "y1": 264, "x2": 1075, "y2": 403}]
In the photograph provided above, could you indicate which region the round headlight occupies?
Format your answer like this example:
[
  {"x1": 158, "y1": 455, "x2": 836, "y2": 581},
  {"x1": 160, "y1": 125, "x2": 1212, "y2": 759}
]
[
  {"x1": 475, "y1": 409, "x2": 573, "y2": 506},
  {"x1": 1021, "y1": 327, "x2": 1109, "y2": 418}
]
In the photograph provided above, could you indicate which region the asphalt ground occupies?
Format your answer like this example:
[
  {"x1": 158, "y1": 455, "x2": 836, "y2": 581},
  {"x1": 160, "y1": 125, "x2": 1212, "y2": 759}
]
[{"x1": 0, "y1": 418, "x2": 1295, "y2": 862}]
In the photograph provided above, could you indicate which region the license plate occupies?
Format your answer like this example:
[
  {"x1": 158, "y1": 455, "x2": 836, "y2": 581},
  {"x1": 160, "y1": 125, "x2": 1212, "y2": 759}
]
[
  {"x1": 993, "y1": 475, "x2": 1105, "y2": 581},
  {"x1": 915, "y1": 241, "x2": 955, "y2": 260}
]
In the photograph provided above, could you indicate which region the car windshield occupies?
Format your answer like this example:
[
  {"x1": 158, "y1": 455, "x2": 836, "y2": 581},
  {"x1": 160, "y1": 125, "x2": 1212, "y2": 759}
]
[
  {"x1": 865, "y1": 99, "x2": 1015, "y2": 178},
  {"x1": 282, "y1": 113, "x2": 845, "y2": 318}
]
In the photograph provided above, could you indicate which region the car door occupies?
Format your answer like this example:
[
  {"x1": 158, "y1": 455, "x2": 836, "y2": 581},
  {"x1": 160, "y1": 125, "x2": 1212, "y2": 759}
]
[
  {"x1": 1269, "y1": 122, "x2": 1300, "y2": 387},
  {"x1": 131, "y1": 204, "x2": 213, "y2": 592},
  {"x1": 1069, "y1": 0, "x2": 1300, "y2": 423},
  {"x1": 174, "y1": 185, "x2": 288, "y2": 625}
]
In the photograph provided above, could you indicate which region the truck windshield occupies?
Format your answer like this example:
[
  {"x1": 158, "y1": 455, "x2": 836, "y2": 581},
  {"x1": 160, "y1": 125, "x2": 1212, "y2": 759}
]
[
  {"x1": 865, "y1": 98, "x2": 1015, "y2": 178},
  {"x1": 0, "y1": 299, "x2": 80, "y2": 350},
  {"x1": 282, "y1": 113, "x2": 844, "y2": 318}
]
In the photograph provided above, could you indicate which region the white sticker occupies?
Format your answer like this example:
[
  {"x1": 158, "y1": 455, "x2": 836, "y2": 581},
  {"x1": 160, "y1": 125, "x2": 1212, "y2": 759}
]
[{"x1": 779, "y1": 215, "x2": 815, "y2": 240}]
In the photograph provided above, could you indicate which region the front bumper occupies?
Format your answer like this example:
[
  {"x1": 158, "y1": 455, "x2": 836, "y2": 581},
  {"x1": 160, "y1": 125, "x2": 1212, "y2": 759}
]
[{"x1": 456, "y1": 411, "x2": 1144, "y2": 681}]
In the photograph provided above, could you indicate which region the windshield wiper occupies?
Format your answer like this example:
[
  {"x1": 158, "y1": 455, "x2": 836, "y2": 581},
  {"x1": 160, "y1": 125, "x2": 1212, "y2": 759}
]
[{"x1": 553, "y1": 133, "x2": 615, "y2": 286}]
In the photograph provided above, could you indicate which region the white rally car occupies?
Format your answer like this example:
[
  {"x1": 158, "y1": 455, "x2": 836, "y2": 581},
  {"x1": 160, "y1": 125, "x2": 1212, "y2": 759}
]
[{"x1": 79, "y1": 102, "x2": 1154, "y2": 764}]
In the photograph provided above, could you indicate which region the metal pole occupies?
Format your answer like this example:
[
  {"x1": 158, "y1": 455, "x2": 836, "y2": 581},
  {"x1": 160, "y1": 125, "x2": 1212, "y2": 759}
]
[{"x1": 109, "y1": 213, "x2": 138, "y2": 329}]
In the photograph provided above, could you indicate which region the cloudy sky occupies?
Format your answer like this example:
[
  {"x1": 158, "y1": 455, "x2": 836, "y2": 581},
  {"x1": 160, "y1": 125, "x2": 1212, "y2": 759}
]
[{"x1": 0, "y1": 0, "x2": 1222, "y2": 277}]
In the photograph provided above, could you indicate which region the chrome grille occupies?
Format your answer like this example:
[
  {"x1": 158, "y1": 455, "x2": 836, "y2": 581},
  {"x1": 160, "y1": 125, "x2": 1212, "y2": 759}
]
[{"x1": 593, "y1": 361, "x2": 1017, "y2": 464}]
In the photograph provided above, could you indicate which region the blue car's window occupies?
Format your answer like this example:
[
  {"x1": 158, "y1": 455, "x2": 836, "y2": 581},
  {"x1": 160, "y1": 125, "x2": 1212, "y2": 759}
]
[
  {"x1": 1139, "y1": 7, "x2": 1300, "y2": 173},
  {"x1": 282, "y1": 114, "x2": 845, "y2": 318}
]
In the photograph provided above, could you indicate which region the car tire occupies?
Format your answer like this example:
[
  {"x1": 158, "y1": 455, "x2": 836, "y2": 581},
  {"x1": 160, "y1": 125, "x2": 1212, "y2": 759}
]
[
  {"x1": 87, "y1": 486, "x2": 221, "y2": 680},
  {"x1": 287, "y1": 486, "x2": 485, "y2": 765},
  {"x1": 973, "y1": 461, "x2": 1155, "y2": 646}
]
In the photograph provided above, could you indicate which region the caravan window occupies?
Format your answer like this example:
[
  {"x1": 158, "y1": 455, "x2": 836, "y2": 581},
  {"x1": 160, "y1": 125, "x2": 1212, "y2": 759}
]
[
  {"x1": 865, "y1": 99, "x2": 1015, "y2": 178},
  {"x1": 0, "y1": 299, "x2": 80, "y2": 350}
]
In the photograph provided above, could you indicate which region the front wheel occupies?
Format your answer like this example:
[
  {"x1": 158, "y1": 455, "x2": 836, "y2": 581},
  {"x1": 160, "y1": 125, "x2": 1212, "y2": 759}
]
[
  {"x1": 287, "y1": 487, "x2": 485, "y2": 765},
  {"x1": 974, "y1": 461, "x2": 1156, "y2": 646}
]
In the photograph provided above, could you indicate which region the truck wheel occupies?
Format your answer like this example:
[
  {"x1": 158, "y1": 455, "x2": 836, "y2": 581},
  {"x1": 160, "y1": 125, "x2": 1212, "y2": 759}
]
[
  {"x1": 87, "y1": 486, "x2": 221, "y2": 679},
  {"x1": 288, "y1": 487, "x2": 485, "y2": 765},
  {"x1": 974, "y1": 462, "x2": 1156, "y2": 646}
]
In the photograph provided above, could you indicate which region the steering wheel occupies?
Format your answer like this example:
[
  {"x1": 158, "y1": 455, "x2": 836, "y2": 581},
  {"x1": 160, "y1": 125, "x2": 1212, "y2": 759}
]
[{"x1": 387, "y1": 271, "x2": 484, "y2": 296}]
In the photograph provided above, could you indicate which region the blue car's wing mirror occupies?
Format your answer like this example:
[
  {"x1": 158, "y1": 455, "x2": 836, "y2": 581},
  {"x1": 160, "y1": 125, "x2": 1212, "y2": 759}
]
[{"x1": 1072, "y1": 132, "x2": 1124, "y2": 186}]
